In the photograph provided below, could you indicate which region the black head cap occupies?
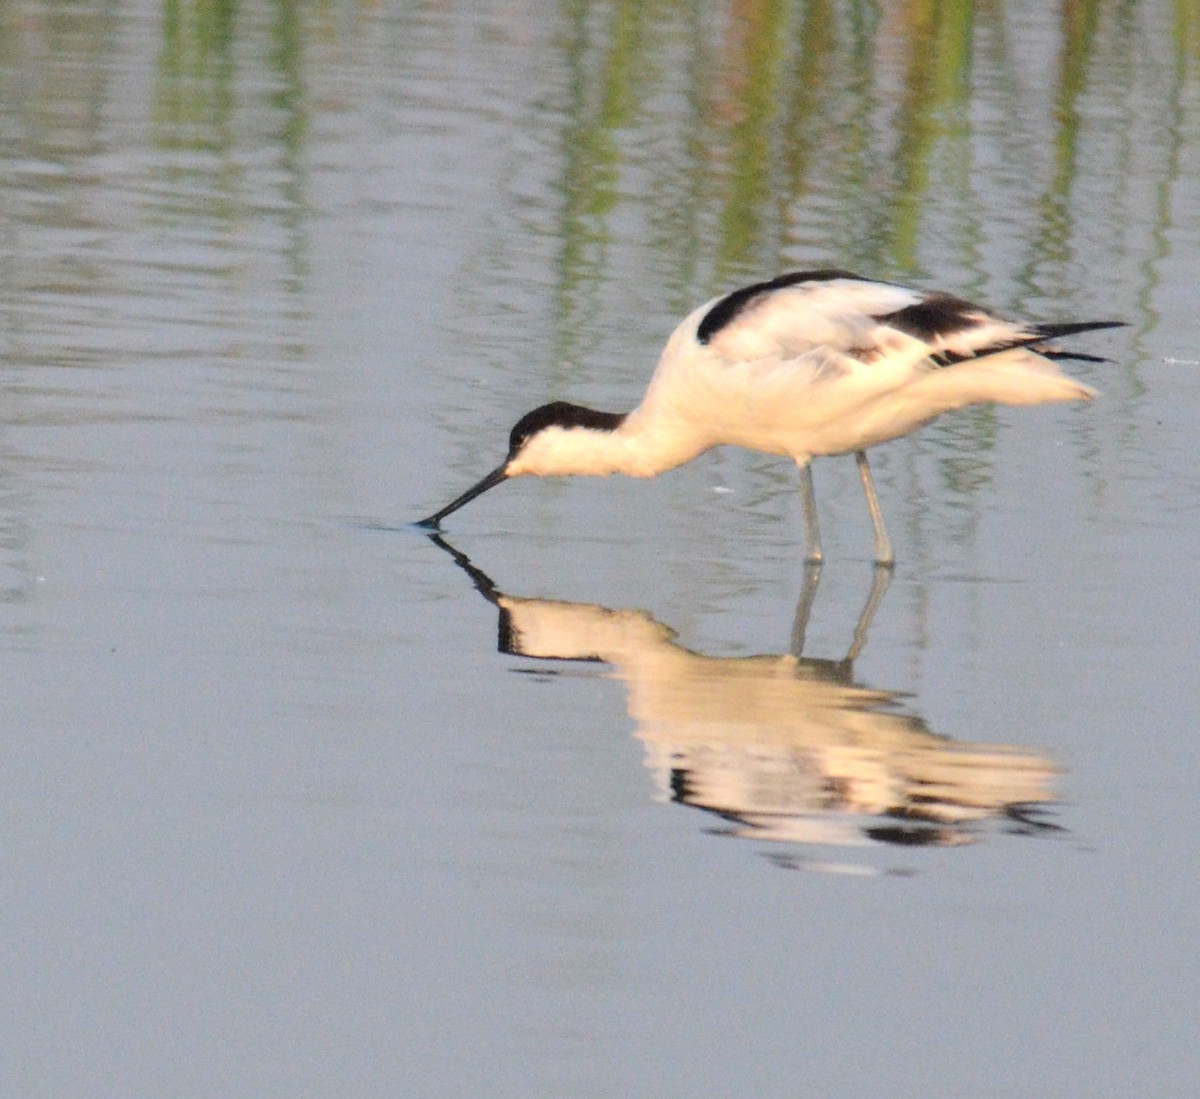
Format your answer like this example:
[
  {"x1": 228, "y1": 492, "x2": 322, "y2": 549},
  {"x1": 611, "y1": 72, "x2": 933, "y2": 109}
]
[{"x1": 507, "y1": 401, "x2": 626, "y2": 458}]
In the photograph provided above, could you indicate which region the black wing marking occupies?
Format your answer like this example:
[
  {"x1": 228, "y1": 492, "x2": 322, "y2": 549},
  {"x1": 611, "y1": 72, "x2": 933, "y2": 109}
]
[
  {"x1": 697, "y1": 269, "x2": 863, "y2": 345},
  {"x1": 696, "y1": 272, "x2": 1125, "y2": 366},
  {"x1": 877, "y1": 297, "x2": 1126, "y2": 365},
  {"x1": 874, "y1": 294, "x2": 983, "y2": 343}
]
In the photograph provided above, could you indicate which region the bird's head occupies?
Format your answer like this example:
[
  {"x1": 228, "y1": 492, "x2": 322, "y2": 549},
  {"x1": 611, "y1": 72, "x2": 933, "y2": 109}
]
[{"x1": 416, "y1": 402, "x2": 626, "y2": 528}]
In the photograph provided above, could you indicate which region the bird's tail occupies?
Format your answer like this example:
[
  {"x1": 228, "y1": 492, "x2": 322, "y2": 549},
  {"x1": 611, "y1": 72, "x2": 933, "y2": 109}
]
[{"x1": 917, "y1": 348, "x2": 1099, "y2": 407}]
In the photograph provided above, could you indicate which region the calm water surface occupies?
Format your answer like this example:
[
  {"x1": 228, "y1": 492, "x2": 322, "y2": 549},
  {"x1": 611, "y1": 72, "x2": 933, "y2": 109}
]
[{"x1": 2, "y1": 2, "x2": 1199, "y2": 1096}]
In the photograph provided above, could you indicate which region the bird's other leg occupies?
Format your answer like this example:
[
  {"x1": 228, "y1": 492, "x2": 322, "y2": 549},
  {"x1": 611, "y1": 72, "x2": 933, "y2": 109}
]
[
  {"x1": 798, "y1": 462, "x2": 823, "y2": 564},
  {"x1": 855, "y1": 450, "x2": 894, "y2": 566},
  {"x1": 789, "y1": 559, "x2": 823, "y2": 657}
]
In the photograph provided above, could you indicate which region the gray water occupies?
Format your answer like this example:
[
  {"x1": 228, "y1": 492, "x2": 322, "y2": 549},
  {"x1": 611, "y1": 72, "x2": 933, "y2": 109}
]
[{"x1": 2, "y1": 2, "x2": 1199, "y2": 1096}]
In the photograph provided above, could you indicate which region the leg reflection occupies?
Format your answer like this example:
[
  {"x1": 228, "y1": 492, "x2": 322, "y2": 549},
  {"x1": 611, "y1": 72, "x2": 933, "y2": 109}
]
[
  {"x1": 846, "y1": 564, "x2": 893, "y2": 663},
  {"x1": 789, "y1": 560, "x2": 823, "y2": 657},
  {"x1": 790, "y1": 563, "x2": 893, "y2": 662}
]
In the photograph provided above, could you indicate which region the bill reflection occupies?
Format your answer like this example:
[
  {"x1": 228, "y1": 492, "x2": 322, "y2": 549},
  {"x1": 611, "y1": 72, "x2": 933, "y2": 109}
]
[{"x1": 430, "y1": 535, "x2": 1062, "y2": 873}]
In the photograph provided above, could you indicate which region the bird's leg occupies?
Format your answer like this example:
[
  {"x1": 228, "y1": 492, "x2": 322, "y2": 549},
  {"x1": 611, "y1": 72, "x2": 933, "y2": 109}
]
[
  {"x1": 798, "y1": 463, "x2": 823, "y2": 564},
  {"x1": 789, "y1": 559, "x2": 823, "y2": 657},
  {"x1": 844, "y1": 564, "x2": 893, "y2": 662},
  {"x1": 855, "y1": 450, "x2": 894, "y2": 566}
]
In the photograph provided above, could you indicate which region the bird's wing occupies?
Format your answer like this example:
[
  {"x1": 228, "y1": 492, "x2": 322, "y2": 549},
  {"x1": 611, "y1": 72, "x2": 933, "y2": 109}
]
[{"x1": 697, "y1": 271, "x2": 1039, "y2": 367}]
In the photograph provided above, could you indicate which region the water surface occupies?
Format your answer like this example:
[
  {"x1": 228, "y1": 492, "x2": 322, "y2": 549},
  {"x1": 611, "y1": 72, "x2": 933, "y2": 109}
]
[{"x1": 2, "y1": 2, "x2": 1199, "y2": 1096}]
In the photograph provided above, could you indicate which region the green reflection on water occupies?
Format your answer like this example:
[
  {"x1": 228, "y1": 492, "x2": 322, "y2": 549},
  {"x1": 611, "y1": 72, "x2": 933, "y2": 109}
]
[
  {"x1": 158, "y1": 0, "x2": 236, "y2": 142},
  {"x1": 1, "y1": 0, "x2": 1193, "y2": 485},
  {"x1": 542, "y1": 0, "x2": 994, "y2": 289},
  {"x1": 887, "y1": 0, "x2": 974, "y2": 271},
  {"x1": 523, "y1": 0, "x2": 1193, "y2": 307},
  {"x1": 151, "y1": 0, "x2": 310, "y2": 309}
]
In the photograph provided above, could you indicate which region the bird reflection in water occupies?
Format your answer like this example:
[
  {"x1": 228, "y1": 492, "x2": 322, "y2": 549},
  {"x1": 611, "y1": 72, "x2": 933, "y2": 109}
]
[{"x1": 427, "y1": 535, "x2": 1062, "y2": 872}]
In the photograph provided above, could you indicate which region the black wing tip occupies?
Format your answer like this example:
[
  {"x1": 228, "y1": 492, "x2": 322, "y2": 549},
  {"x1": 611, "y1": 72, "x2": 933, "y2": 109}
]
[
  {"x1": 1039, "y1": 350, "x2": 1112, "y2": 364},
  {"x1": 920, "y1": 314, "x2": 1127, "y2": 366},
  {"x1": 1028, "y1": 319, "x2": 1126, "y2": 363},
  {"x1": 1033, "y1": 319, "x2": 1128, "y2": 339}
]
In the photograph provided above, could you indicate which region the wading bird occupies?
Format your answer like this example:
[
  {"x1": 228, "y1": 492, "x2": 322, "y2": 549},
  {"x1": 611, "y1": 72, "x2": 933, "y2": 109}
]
[{"x1": 418, "y1": 270, "x2": 1121, "y2": 563}]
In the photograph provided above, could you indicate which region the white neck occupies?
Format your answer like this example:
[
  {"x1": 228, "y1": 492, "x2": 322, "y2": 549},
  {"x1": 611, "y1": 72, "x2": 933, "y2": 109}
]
[{"x1": 506, "y1": 411, "x2": 709, "y2": 480}]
